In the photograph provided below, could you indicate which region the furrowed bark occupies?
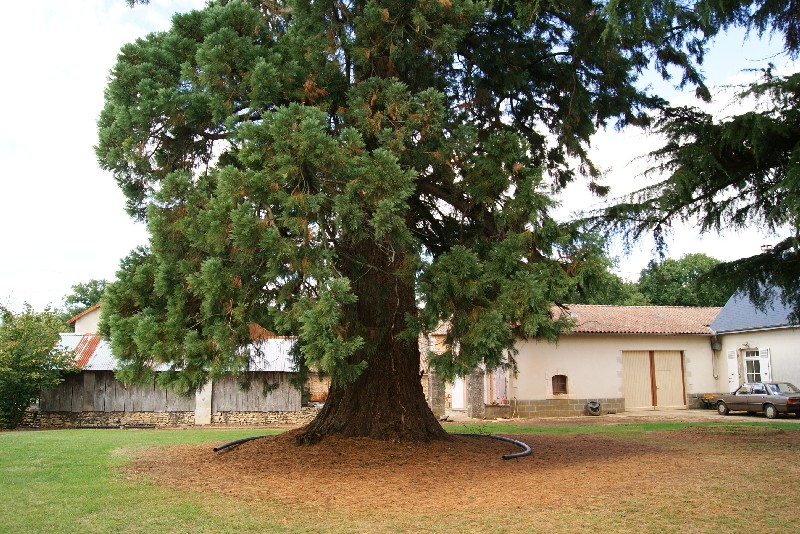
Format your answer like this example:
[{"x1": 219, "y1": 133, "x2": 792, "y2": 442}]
[{"x1": 296, "y1": 242, "x2": 449, "y2": 444}]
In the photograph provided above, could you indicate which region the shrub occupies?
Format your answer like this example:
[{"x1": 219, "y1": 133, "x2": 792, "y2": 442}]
[{"x1": 0, "y1": 306, "x2": 77, "y2": 428}]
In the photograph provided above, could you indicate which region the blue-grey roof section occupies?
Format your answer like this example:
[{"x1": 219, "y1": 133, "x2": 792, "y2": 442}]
[{"x1": 711, "y1": 289, "x2": 797, "y2": 333}]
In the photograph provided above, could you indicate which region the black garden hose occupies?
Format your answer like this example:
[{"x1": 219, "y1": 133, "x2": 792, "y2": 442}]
[
  {"x1": 455, "y1": 433, "x2": 532, "y2": 460},
  {"x1": 212, "y1": 433, "x2": 532, "y2": 460},
  {"x1": 212, "y1": 435, "x2": 270, "y2": 452},
  {"x1": 489, "y1": 434, "x2": 532, "y2": 460}
]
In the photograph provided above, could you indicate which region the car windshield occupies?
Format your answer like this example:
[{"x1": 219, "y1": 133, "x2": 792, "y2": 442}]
[{"x1": 766, "y1": 383, "x2": 800, "y2": 394}]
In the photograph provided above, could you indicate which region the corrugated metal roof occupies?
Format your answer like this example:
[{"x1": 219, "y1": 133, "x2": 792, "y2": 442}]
[
  {"x1": 561, "y1": 305, "x2": 721, "y2": 335},
  {"x1": 59, "y1": 334, "x2": 117, "y2": 370},
  {"x1": 247, "y1": 337, "x2": 296, "y2": 372},
  {"x1": 58, "y1": 333, "x2": 297, "y2": 373}
]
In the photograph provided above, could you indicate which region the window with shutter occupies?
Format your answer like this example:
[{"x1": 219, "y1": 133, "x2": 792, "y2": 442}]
[
  {"x1": 552, "y1": 374, "x2": 568, "y2": 395},
  {"x1": 727, "y1": 349, "x2": 739, "y2": 390},
  {"x1": 759, "y1": 348, "x2": 772, "y2": 381}
]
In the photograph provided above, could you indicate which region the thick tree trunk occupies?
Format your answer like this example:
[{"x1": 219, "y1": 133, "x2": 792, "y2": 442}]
[{"x1": 296, "y1": 243, "x2": 449, "y2": 444}]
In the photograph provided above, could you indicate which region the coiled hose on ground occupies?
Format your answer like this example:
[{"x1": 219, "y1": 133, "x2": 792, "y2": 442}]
[{"x1": 213, "y1": 433, "x2": 532, "y2": 460}]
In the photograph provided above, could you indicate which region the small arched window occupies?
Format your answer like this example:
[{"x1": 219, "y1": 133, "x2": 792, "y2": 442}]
[{"x1": 552, "y1": 374, "x2": 568, "y2": 395}]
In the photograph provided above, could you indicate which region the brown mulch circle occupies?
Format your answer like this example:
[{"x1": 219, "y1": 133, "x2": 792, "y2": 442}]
[
  {"x1": 123, "y1": 429, "x2": 658, "y2": 513},
  {"x1": 125, "y1": 424, "x2": 800, "y2": 519}
]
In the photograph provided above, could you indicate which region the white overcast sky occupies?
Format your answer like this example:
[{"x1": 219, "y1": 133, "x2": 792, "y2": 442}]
[{"x1": 0, "y1": 1, "x2": 794, "y2": 312}]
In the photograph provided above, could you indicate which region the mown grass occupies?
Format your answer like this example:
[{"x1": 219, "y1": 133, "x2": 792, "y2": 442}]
[
  {"x1": 454, "y1": 420, "x2": 800, "y2": 435},
  {"x1": 0, "y1": 428, "x2": 285, "y2": 533},
  {"x1": 1, "y1": 422, "x2": 797, "y2": 533}
]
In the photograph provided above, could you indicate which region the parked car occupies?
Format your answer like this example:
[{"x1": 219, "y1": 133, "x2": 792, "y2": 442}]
[{"x1": 716, "y1": 382, "x2": 800, "y2": 419}]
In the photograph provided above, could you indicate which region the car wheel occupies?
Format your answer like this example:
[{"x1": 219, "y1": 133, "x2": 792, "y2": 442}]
[
  {"x1": 764, "y1": 404, "x2": 778, "y2": 419},
  {"x1": 717, "y1": 401, "x2": 729, "y2": 415}
]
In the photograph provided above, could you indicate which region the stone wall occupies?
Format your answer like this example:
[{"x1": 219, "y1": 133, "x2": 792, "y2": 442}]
[
  {"x1": 306, "y1": 374, "x2": 330, "y2": 403},
  {"x1": 428, "y1": 369, "x2": 446, "y2": 418},
  {"x1": 32, "y1": 410, "x2": 195, "y2": 428},
  {"x1": 483, "y1": 404, "x2": 513, "y2": 419},
  {"x1": 512, "y1": 397, "x2": 625, "y2": 418},
  {"x1": 25, "y1": 407, "x2": 320, "y2": 428},
  {"x1": 211, "y1": 407, "x2": 319, "y2": 426}
]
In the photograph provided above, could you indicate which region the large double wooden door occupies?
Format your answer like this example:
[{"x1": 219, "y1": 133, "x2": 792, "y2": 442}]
[{"x1": 622, "y1": 351, "x2": 686, "y2": 409}]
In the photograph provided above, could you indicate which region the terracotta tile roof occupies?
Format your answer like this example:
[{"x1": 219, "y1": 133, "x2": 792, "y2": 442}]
[
  {"x1": 561, "y1": 304, "x2": 722, "y2": 335},
  {"x1": 66, "y1": 303, "x2": 102, "y2": 325}
]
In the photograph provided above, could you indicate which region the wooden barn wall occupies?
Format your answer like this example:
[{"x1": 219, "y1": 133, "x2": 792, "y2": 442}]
[
  {"x1": 39, "y1": 373, "x2": 84, "y2": 412},
  {"x1": 40, "y1": 371, "x2": 194, "y2": 413},
  {"x1": 212, "y1": 372, "x2": 300, "y2": 412}
]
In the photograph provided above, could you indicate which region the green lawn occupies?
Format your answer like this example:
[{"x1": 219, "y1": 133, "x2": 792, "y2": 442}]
[
  {"x1": 1, "y1": 423, "x2": 797, "y2": 533},
  {"x1": 0, "y1": 428, "x2": 286, "y2": 533},
  {"x1": 455, "y1": 419, "x2": 800, "y2": 435}
]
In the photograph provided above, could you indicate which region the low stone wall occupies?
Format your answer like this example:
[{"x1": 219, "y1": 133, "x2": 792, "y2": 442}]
[
  {"x1": 33, "y1": 411, "x2": 195, "y2": 428},
  {"x1": 25, "y1": 407, "x2": 320, "y2": 428},
  {"x1": 483, "y1": 404, "x2": 513, "y2": 419},
  {"x1": 211, "y1": 407, "x2": 319, "y2": 426},
  {"x1": 512, "y1": 397, "x2": 625, "y2": 418}
]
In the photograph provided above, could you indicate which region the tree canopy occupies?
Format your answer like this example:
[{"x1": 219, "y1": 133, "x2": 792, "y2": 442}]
[
  {"x1": 599, "y1": 0, "x2": 800, "y2": 319},
  {"x1": 0, "y1": 306, "x2": 76, "y2": 428},
  {"x1": 61, "y1": 279, "x2": 107, "y2": 321},
  {"x1": 636, "y1": 253, "x2": 731, "y2": 307},
  {"x1": 99, "y1": 0, "x2": 728, "y2": 441},
  {"x1": 562, "y1": 236, "x2": 647, "y2": 305}
]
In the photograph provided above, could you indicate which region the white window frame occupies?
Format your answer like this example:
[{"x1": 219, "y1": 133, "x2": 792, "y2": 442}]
[{"x1": 743, "y1": 348, "x2": 772, "y2": 382}]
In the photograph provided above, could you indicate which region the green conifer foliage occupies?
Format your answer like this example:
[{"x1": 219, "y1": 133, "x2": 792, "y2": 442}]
[
  {"x1": 600, "y1": 2, "x2": 800, "y2": 319},
  {"x1": 98, "y1": 0, "x2": 715, "y2": 441}
]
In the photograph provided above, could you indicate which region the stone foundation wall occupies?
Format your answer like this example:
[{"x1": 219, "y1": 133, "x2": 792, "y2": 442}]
[
  {"x1": 483, "y1": 404, "x2": 512, "y2": 419},
  {"x1": 512, "y1": 397, "x2": 625, "y2": 418},
  {"x1": 26, "y1": 407, "x2": 320, "y2": 428},
  {"x1": 211, "y1": 408, "x2": 319, "y2": 426},
  {"x1": 33, "y1": 411, "x2": 195, "y2": 428}
]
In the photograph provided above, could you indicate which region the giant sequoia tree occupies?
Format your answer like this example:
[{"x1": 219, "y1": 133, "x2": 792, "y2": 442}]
[{"x1": 98, "y1": 0, "x2": 715, "y2": 442}]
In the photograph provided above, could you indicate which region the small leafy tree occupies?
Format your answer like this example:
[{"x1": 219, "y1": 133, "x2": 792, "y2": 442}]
[
  {"x1": 561, "y1": 236, "x2": 648, "y2": 305},
  {"x1": 637, "y1": 253, "x2": 732, "y2": 307},
  {"x1": 0, "y1": 306, "x2": 77, "y2": 428},
  {"x1": 63, "y1": 279, "x2": 107, "y2": 319}
]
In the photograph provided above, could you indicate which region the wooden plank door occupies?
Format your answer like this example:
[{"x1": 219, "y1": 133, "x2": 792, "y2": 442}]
[
  {"x1": 653, "y1": 351, "x2": 685, "y2": 407},
  {"x1": 622, "y1": 351, "x2": 652, "y2": 409},
  {"x1": 623, "y1": 350, "x2": 686, "y2": 409}
]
